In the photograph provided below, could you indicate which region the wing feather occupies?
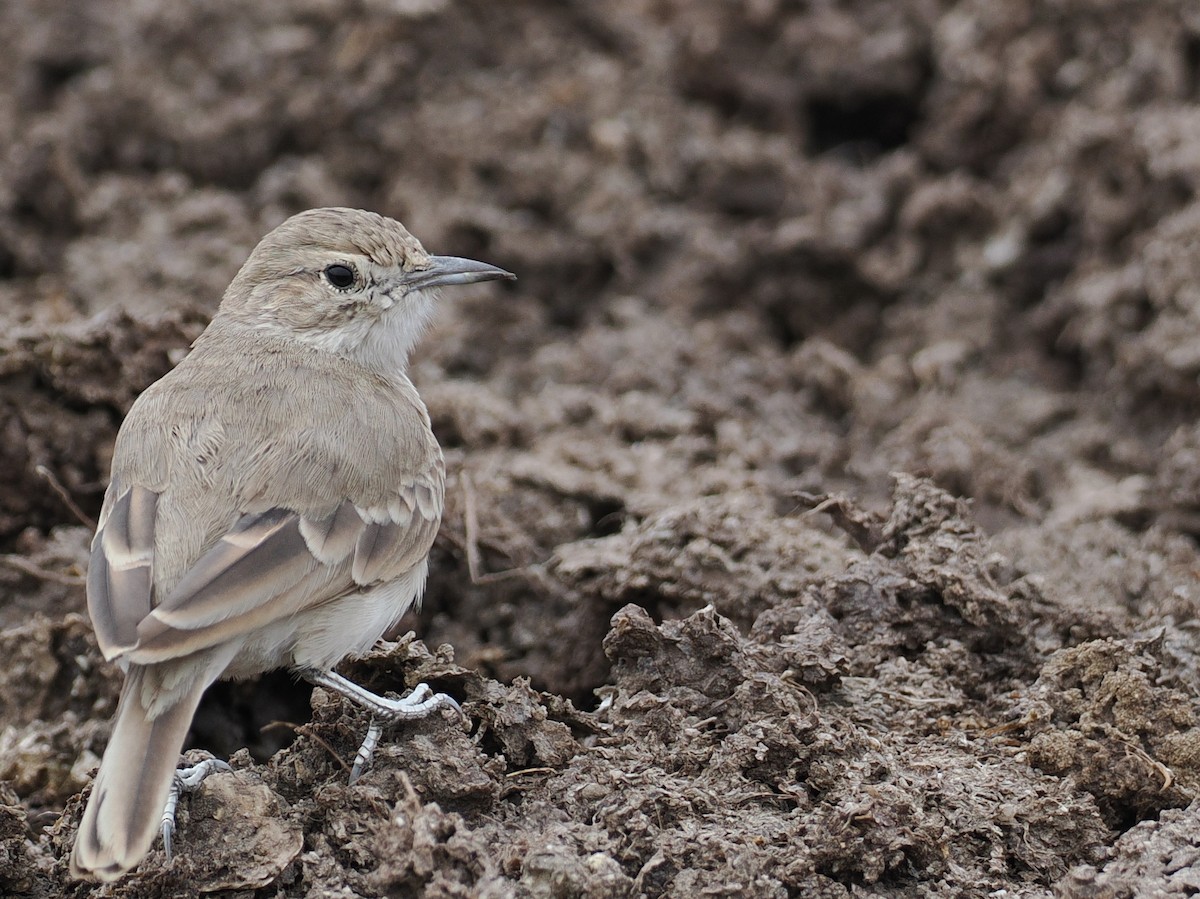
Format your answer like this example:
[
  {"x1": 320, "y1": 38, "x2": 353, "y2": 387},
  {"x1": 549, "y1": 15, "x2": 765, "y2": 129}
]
[
  {"x1": 146, "y1": 509, "x2": 314, "y2": 630},
  {"x1": 122, "y1": 480, "x2": 441, "y2": 664},
  {"x1": 352, "y1": 511, "x2": 439, "y2": 585},
  {"x1": 299, "y1": 501, "x2": 364, "y2": 563},
  {"x1": 88, "y1": 485, "x2": 158, "y2": 660}
]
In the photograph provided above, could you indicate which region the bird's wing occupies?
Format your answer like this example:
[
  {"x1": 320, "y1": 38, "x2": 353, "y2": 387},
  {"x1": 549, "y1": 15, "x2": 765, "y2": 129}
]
[
  {"x1": 126, "y1": 478, "x2": 442, "y2": 664},
  {"x1": 87, "y1": 479, "x2": 157, "y2": 660},
  {"x1": 85, "y1": 343, "x2": 444, "y2": 666},
  {"x1": 88, "y1": 475, "x2": 442, "y2": 665}
]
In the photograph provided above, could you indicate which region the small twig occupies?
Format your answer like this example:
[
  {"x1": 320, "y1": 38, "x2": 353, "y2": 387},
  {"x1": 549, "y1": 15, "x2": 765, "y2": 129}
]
[
  {"x1": 1120, "y1": 740, "x2": 1175, "y2": 792},
  {"x1": 261, "y1": 720, "x2": 302, "y2": 735},
  {"x1": 739, "y1": 792, "x2": 801, "y2": 806},
  {"x1": 262, "y1": 720, "x2": 351, "y2": 776},
  {"x1": 474, "y1": 564, "x2": 542, "y2": 585},
  {"x1": 793, "y1": 490, "x2": 885, "y2": 554},
  {"x1": 505, "y1": 767, "x2": 555, "y2": 779},
  {"x1": 36, "y1": 465, "x2": 96, "y2": 529},
  {"x1": 460, "y1": 473, "x2": 539, "y2": 585},
  {"x1": 0, "y1": 554, "x2": 85, "y2": 586},
  {"x1": 462, "y1": 472, "x2": 485, "y2": 583},
  {"x1": 398, "y1": 770, "x2": 421, "y2": 808}
]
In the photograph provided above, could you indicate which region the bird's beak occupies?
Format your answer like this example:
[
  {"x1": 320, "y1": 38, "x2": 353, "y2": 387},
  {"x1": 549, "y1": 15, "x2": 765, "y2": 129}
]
[{"x1": 403, "y1": 256, "x2": 517, "y2": 290}]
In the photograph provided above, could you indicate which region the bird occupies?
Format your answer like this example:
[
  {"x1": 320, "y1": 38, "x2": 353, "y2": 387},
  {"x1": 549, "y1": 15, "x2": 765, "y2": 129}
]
[{"x1": 69, "y1": 207, "x2": 515, "y2": 881}]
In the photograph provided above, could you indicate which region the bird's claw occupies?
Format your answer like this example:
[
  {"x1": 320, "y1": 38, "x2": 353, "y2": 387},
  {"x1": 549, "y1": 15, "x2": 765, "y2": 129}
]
[
  {"x1": 160, "y1": 758, "x2": 232, "y2": 862},
  {"x1": 347, "y1": 684, "x2": 462, "y2": 783}
]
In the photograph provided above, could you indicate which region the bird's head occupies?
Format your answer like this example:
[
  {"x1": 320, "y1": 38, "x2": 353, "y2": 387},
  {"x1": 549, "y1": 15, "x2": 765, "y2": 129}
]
[{"x1": 220, "y1": 207, "x2": 515, "y2": 371}]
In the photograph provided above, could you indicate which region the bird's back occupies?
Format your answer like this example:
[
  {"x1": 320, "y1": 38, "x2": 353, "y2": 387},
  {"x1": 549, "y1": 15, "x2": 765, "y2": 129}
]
[{"x1": 109, "y1": 316, "x2": 443, "y2": 604}]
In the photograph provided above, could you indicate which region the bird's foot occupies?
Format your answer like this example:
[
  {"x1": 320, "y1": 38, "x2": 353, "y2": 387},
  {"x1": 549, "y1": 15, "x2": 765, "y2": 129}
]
[
  {"x1": 160, "y1": 758, "x2": 233, "y2": 861},
  {"x1": 301, "y1": 668, "x2": 462, "y2": 783}
]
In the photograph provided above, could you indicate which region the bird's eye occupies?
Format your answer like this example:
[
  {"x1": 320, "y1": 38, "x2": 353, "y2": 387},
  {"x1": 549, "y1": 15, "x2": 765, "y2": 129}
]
[{"x1": 324, "y1": 264, "x2": 356, "y2": 289}]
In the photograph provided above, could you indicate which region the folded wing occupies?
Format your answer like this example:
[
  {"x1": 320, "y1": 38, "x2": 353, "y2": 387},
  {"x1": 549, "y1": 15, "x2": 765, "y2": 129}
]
[{"x1": 86, "y1": 476, "x2": 441, "y2": 667}]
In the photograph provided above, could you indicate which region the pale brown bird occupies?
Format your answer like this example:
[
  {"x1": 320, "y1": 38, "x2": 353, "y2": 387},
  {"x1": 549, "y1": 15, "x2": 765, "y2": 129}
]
[{"x1": 69, "y1": 207, "x2": 515, "y2": 881}]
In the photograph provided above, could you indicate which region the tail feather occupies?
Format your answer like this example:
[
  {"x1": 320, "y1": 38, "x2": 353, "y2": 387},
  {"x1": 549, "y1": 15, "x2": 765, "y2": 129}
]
[{"x1": 70, "y1": 666, "x2": 207, "y2": 881}]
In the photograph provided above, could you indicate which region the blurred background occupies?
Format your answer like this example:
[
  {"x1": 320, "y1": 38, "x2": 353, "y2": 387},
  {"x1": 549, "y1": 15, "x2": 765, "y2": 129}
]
[{"x1": 4, "y1": 1, "x2": 1193, "y2": 355}]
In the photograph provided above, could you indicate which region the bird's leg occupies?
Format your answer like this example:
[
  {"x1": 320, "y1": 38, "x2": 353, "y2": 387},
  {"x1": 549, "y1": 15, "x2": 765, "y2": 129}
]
[
  {"x1": 160, "y1": 758, "x2": 232, "y2": 861},
  {"x1": 300, "y1": 669, "x2": 462, "y2": 783}
]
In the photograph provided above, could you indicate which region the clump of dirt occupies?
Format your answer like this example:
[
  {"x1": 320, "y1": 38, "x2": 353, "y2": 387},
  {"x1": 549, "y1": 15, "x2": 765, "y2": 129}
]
[{"x1": 3, "y1": 0, "x2": 1200, "y2": 896}]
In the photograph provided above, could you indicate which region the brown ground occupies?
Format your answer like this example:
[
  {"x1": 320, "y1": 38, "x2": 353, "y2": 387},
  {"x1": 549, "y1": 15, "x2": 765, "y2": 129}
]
[{"x1": 2, "y1": 1, "x2": 1200, "y2": 896}]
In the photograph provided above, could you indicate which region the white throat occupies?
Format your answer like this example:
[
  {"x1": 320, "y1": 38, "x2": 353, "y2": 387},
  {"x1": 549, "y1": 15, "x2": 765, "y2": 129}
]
[{"x1": 283, "y1": 290, "x2": 437, "y2": 373}]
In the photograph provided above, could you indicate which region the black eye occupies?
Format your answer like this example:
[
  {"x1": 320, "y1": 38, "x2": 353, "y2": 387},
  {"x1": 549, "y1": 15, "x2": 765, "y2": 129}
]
[{"x1": 324, "y1": 264, "x2": 356, "y2": 289}]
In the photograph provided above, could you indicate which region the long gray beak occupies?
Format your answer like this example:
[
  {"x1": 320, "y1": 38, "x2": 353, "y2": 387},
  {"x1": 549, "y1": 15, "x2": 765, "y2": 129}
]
[{"x1": 403, "y1": 256, "x2": 516, "y2": 290}]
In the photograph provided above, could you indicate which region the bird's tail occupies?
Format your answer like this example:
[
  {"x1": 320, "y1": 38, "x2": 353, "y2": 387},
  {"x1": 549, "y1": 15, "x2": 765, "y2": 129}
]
[{"x1": 70, "y1": 665, "x2": 207, "y2": 881}]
